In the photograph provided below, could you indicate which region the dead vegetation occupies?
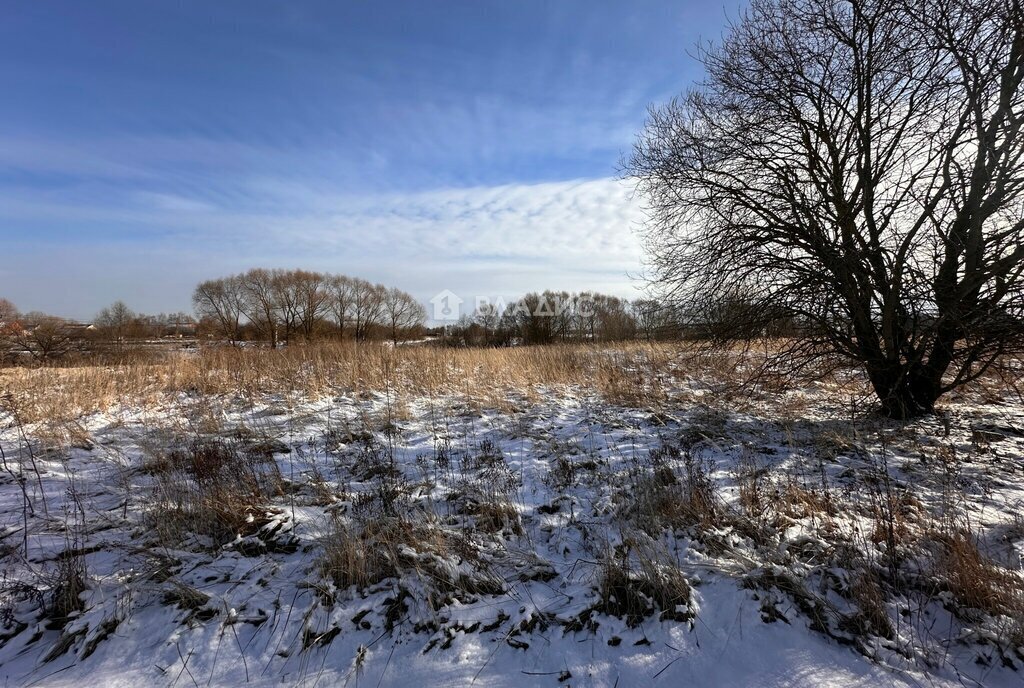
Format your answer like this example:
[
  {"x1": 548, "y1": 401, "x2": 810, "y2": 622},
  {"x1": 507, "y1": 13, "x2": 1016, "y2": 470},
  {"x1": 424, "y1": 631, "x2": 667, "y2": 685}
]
[
  {"x1": 1, "y1": 342, "x2": 1023, "y2": 681},
  {"x1": 146, "y1": 437, "x2": 287, "y2": 549},
  {"x1": 320, "y1": 516, "x2": 505, "y2": 605},
  {"x1": 319, "y1": 434, "x2": 516, "y2": 615},
  {"x1": 595, "y1": 537, "x2": 694, "y2": 628},
  {"x1": 933, "y1": 531, "x2": 1024, "y2": 622},
  {"x1": 607, "y1": 424, "x2": 1024, "y2": 664},
  {"x1": 0, "y1": 341, "x2": 688, "y2": 424}
]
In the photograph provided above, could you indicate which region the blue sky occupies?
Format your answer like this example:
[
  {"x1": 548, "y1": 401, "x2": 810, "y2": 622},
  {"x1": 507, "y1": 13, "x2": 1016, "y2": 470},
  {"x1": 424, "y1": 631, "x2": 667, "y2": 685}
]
[{"x1": 1, "y1": 0, "x2": 742, "y2": 319}]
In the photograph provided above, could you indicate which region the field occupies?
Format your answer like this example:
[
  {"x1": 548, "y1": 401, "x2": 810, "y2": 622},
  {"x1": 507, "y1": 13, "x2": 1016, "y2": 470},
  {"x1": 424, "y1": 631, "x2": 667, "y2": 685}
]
[{"x1": 1, "y1": 343, "x2": 1023, "y2": 687}]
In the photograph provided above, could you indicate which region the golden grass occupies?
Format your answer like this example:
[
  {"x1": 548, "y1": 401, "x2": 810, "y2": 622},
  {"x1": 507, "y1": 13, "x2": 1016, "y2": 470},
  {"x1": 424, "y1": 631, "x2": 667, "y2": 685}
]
[
  {"x1": 319, "y1": 515, "x2": 505, "y2": 606},
  {"x1": 0, "y1": 341, "x2": 688, "y2": 423},
  {"x1": 5, "y1": 339, "x2": 1017, "y2": 427},
  {"x1": 936, "y1": 531, "x2": 1024, "y2": 619}
]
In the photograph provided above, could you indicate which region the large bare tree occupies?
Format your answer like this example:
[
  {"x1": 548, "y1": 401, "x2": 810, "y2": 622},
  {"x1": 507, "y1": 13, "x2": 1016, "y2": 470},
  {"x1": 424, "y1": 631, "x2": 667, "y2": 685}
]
[
  {"x1": 350, "y1": 279, "x2": 386, "y2": 341},
  {"x1": 238, "y1": 269, "x2": 282, "y2": 348},
  {"x1": 629, "y1": 0, "x2": 1024, "y2": 417},
  {"x1": 193, "y1": 276, "x2": 244, "y2": 345},
  {"x1": 382, "y1": 287, "x2": 426, "y2": 343}
]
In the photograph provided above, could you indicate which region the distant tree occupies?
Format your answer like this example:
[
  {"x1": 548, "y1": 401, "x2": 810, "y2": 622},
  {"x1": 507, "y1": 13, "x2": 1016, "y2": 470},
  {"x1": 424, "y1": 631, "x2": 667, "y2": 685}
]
[
  {"x1": 10, "y1": 315, "x2": 78, "y2": 361},
  {"x1": 545, "y1": 291, "x2": 575, "y2": 342},
  {"x1": 382, "y1": 287, "x2": 426, "y2": 343},
  {"x1": 474, "y1": 302, "x2": 503, "y2": 345},
  {"x1": 629, "y1": 0, "x2": 1024, "y2": 417},
  {"x1": 155, "y1": 312, "x2": 196, "y2": 337},
  {"x1": 293, "y1": 270, "x2": 331, "y2": 341},
  {"x1": 450, "y1": 314, "x2": 483, "y2": 346},
  {"x1": 350, "y1": 279, "x2": 386, "y2": 341},
  {"x1": 632, "y1": 300, "x2": 662, "y2": 341},
  {"x1": 502, "y1": 292, "x2": 546, "y2": 344},
  {"x1": 505, "y1": 293, "x2": 550, "y2": 345},
  {"x1": 328, "y1": 275, "x2": 354, "y2": 339},
  {"x1": 0, "y1": 299, "x2": 19, "y2": 363},
  {"x1": 579, "y1": 293, "x2": 636, "y2": 342},
  {"x1": 270, "y1": 270, "x2": 302, "y2": 344},
  {"x1": 237, "y1": 269, "x2": 281, "y2": 348},
  {"x1": 193, "y1": 276, "x2": 244, "y2": 345},
  {"x1": 193, "y1": 270, "x2": 424, "y2": 345},
  {"x1": 95, "y1": 300, "x2": 136, "y2": 349},
  {"x1": 0, "y1": 298, "x2": 17, "y2": 324}
]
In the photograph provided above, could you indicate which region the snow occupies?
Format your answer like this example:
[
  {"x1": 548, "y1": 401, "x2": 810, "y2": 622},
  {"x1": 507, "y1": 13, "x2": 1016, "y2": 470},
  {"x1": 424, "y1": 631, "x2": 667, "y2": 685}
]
[{"x1": 1, "y1": 373, "x2": 1022, "y2": 687}]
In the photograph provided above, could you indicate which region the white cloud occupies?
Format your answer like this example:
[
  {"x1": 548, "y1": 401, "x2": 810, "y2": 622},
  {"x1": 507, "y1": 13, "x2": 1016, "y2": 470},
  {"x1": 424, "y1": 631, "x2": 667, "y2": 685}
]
[
  {"x1": 272, "y1": 177, "x2": 642, "y2": 261},
  {"x1": 0, "y1": 177, "x2": 648, "y2": 318}
]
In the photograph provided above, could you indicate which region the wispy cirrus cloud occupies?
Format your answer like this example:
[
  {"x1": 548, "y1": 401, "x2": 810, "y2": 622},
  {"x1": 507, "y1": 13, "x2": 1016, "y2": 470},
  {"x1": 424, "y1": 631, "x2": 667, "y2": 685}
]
[
  {"x1": 0, "y1": 0, "x2": 736, "y2": 317},
  {"x1": 1, "y1": 175, "x2": 646, "y2": 319}
]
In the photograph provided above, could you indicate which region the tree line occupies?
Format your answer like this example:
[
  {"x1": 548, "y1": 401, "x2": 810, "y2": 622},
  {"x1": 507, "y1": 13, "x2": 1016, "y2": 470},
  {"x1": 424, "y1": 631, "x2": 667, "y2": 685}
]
[
  {"x1": 0, "y1": 297, "x2": 196, "y2": 363},
  {"x1": 1, "y1": 283, "x2": 714, "y2": 363},
  {"x1": 192, "y1": 269, "x2": 426, "y2": 346},
  {"x1": 440, "y1": 291, "x2": 694, "y2": 346}
]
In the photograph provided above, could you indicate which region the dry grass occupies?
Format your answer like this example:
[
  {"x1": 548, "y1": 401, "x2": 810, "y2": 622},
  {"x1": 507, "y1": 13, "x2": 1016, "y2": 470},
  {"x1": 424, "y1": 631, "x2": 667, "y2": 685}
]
[
  {"x1": 146, "y1": 438, "x2": 286, "y2": 548},
  {"x1": 4, "y1": 341, "x2": 1022, "y2": 427},
  {"x1": 934, "y1": 532, "x2": 1024, "y2": 620},
  {"x1": 595, "y1": 538, "x2": 694, "y2": 628},
  {"x1": 0, "y1": 338, "x2": 903, "y2": 441},
  {"x1": 0, "y1": 342, "x2": 690, "y2": 424},
  {"x1": 625, "y1": 443, "x2": 721, "y2": 534},
  {"x1": 45, "y1": 552, "x2": 88, "y2": 627},
  {"x1": 842, "y1": 570, "x2": 894, "y2": 641},
  {"x1": 319, "y1": 515, "x2": 505, "y2": 606},
  {"x1": 319, "y1": 519, "x2": 397, "y2": 590},
  {"x1": 5, "y1": 339, "x2": 1024, "y2": 668}
]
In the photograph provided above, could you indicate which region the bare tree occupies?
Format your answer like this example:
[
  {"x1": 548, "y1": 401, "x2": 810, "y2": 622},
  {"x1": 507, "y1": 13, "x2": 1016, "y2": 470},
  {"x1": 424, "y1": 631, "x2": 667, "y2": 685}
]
[
  {"x1": 350, "y1": 279, "x2": 386, "y2": 341},
  {"x1": 95, "y1": 300, "x2": 136, "y2": 350},
  {"x1": 599, "y1": 295, "x2": 637, "y2": 342},
  {"x1": 382, "y1": 287, "x2": 426, "y2": 343},
  {"x1": 10, "y1": 315, "x2": 79, "y2": 361},
  {"x1": 238, "y1": 269, "x2": 282, "y2": 348},
  {"x1": 193, "y1": 270, "x2": 421, "y2": 345},
  {"x1": 504, "y1": 292, "x2": 560, "y2": 344},
  {"x1": 193, "y1": 276, "x2": 244, "y2": 345},
  {"x1": 0, "y1": 299, "x2": 19, "y2": 363},
  {"x1": 629, "y1": 0, "x2": 1024, "y2": 417},
  {"x1": 474, "y1": 301, "x2": 503, "y2": 345},
  {"x1": 632, "y1": 300, "x2": 663, "y2": 342},
  {"x1": 293, "y1": 270, "x2": 330, "y2": 341},
  {"x1": 578, "y1": 293, "x2": 636, "y2": 342},
  {"x1": 328, "y1": 275, "x2": 353, "y2": 340},
  {"x1": 0, "y1": 298, "x2": 17, "y2": 325}
]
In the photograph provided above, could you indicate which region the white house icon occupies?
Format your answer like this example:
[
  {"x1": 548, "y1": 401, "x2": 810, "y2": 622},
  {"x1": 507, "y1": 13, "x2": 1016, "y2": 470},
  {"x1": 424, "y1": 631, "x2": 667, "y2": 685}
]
[{"x1": 429, "y1": 290, "x2": 464, "y2": 322}]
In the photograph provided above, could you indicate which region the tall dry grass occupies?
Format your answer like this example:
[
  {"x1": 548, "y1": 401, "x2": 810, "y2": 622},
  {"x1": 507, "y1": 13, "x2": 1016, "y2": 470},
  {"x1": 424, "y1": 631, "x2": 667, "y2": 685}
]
[
  {"x1": 0, "y1": 342, "x2": 689, "y2": 424},
  {"x1": 4, "y1": 340, "x2": 1020, "y2": 426}
]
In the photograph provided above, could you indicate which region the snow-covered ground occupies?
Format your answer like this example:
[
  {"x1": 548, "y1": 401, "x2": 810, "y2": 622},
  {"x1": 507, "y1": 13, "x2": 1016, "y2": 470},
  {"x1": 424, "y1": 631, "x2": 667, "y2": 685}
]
[{"x1": 1, "y1": 368, "x2": 1022, "y2": 687}]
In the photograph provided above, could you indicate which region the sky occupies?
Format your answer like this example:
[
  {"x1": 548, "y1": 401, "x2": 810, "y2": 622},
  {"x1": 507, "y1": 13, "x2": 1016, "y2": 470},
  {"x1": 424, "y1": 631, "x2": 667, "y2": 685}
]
[{"x1": 0, "y1": 0, "x2": 743, "y2": 320}]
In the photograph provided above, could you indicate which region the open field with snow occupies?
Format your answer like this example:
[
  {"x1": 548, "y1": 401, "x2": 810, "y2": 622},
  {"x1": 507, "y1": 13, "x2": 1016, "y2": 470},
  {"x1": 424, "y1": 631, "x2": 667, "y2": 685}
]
[{"x1": 1, "y1": 343, "x2": 1022, "y2": 687}]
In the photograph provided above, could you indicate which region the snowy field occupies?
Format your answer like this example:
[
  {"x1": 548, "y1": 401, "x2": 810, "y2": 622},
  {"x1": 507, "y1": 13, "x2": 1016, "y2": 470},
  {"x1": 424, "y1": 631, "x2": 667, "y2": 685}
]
[{"x1": 0, "y1": 345, "x2": 1022, "y2": 687}]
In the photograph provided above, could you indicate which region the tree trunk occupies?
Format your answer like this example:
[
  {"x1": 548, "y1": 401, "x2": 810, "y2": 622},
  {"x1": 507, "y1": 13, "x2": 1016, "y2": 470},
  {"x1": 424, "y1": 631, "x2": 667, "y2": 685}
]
[{"x1": 867, "y1": 362, "x2": 943, "y2": 420}]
